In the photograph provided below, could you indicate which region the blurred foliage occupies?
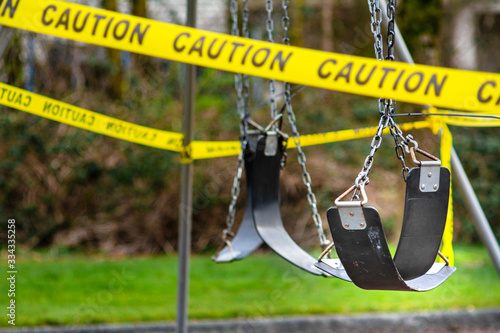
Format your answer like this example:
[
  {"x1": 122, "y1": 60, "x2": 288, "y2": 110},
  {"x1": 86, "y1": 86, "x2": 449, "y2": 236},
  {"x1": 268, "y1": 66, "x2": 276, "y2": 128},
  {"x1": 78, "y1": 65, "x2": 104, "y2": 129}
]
[
  {"x1": 0, "y1": 0, "x2": 498, "y2": 254},
  {"x1": 398, "y1": 0, "x2": 442, "y2": 65}
]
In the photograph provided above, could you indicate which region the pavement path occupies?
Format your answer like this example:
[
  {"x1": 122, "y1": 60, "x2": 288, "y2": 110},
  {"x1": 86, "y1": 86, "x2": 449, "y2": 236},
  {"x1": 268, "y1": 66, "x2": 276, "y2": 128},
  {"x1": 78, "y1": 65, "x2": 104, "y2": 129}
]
[{"x1": 1, "y1": 309, "x2": 500, "y2": 333}]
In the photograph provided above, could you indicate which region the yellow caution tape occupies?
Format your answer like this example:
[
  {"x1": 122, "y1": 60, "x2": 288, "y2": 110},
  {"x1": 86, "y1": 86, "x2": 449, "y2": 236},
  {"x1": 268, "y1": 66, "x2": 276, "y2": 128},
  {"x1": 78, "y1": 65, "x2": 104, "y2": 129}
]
[
  {"x1": 0, "y1": 82, "x2": 433, "y2": 160},
  {"x1": 0, "y1": 82, "x2": 184, "y2": 152},
  {"x1": 190, "y1": 140, "x2": 241, "y2": 160},
  {"x1": 439, "y1": 123, "x2": 454, "y2": 266},
  {"x1": 187, "y1": 121, "x2": 433, "y2": 160},
  {"x1": 3, "y1": 79, "x2": 497, "y2": 166},
  {"x1": 2, "y1": 0, "x2": 500, "y2": 113},
  {"x1": 289, "y1": 120, "x2": 432, "y2": 148}
]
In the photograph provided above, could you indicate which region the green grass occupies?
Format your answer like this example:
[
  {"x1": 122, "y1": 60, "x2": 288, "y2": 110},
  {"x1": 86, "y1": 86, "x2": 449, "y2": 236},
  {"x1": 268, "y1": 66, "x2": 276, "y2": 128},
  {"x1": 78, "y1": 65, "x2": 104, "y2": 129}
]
[{"x1": 1, "y1": 244, "x2": 499, "y2": 327}]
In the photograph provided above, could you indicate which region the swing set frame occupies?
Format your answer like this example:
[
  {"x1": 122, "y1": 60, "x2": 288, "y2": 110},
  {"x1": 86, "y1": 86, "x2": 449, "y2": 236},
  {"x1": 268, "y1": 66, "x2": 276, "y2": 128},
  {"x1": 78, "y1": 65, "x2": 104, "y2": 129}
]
[
  {"x1": 0, "y1": 0, "x2": 499, "y2": 331},
  {"x1": 174, "y1": 0, "x2": 500, "y2": 330}
]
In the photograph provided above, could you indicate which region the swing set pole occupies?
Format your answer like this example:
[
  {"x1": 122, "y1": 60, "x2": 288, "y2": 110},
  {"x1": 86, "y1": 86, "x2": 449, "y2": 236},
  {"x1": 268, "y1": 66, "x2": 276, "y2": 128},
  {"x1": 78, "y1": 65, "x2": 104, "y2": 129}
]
[
  {"x1": 176, "y1": 0, "x2": 197, "y2": 332},
  {"x1": 379, "y1": 0, "x2": 500, "y2": 277},
  {"x1": 451, "y1": 150, "x2": 500, "y2": 275}
]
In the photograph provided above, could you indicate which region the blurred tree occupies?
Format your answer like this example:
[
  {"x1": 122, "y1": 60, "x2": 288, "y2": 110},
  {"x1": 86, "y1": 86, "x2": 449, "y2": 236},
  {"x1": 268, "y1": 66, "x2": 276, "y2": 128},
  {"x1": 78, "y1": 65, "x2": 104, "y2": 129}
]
[
  {"x1": 3, "y1": 31, "x2": 23, "y2": 87},
  {"x1": 131, "y1": 0, "x2": 154, "y2": 75},
  {"x1": 101, "y1": 0, "x2": 123, "y2": 99},
  {"x1": 397, "y1": 0, "x2": 442, "y2": 65}
]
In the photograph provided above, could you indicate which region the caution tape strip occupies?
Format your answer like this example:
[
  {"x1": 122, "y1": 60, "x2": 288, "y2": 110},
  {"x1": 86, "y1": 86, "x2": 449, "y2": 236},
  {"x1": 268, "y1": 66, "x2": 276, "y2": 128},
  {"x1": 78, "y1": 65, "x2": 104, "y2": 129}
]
[
  {"x1": 5, "y1": 83, "x2": 487, "y2": 263},
  {"x1": 0, "y1": 82, "x2": 185, "y2": 152},
  {"x1": 2, "y1": 81, "x2": 499, "y2": 162},
  {"x1": 2, "y1": 0, "x2": 500, "y2": 113},
  {"x1": 440, "y1": 123, "x2": 454, "y2": 265},
  {"x1": 0, "y1": 81, "x2": 435, "y2": 161},
  {"x1": 187, "y1": 121, "x2": 432, "y2": 160}
]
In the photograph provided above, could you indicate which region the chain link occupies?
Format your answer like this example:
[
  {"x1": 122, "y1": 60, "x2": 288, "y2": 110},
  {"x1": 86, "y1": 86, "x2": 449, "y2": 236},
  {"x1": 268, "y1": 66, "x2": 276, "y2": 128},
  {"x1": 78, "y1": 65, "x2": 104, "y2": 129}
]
[
  {"x1": 225, "y1": 0, "x2": 250, "y2": 235},
  {"x1": 356, "y1": 0, "x2": 410, "y2": 189},
  {"x1": 367, "y1": 0, "x2": 384, "y2": 61},
  {"x1": 265, "y1": 0, "x2": 275, "y2": 42},
  {"x1": 242, "y1": 0, "x2": 250, "y2": 116},
  {"x1": 389, "y1": 117, "x2": 410, "y2": 180},
  {"x1": 355, "y1": 113, "x2": 391, "y2": 187},
  {"x1": 385, "y1": 0, "x2": 396, "y2": 61},
  {"x1": 280, "y1": 0, "x2": 329, "y2": 247},
  {"x1": 225, "y1": 150, "x2": 245, "y2": 233},
  {"x1": 281, "y1": 0, "x2": 290, "y2": 46},
  {"x1": 383, "y1": 0, "x2": 410, "y2": 180},
  {"x1": 266, "y1": 0, "x2": 279, "y2": 126}
]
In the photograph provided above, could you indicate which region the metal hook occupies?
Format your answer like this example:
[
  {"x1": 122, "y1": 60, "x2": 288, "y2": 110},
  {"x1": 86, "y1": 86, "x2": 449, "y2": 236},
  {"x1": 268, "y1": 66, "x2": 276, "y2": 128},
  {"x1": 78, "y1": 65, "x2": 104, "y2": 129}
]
[
  {"x1": 246, "y1": 114, "x2": 285, "y2": 135},
  {"x1": 264, "y1": 113, "x2": 284, "y2": 133},
  {"x1": 335, "y1": 184, "x2": 368, "y2": 207},
  {"x1": 404, "y1": 134, "x2": 418, "y2": 153},
  {"x1": 318, "y1": 241, "x2": 335, "y2": 261},
  {"x1": 437, "y1": 251, "x2": 450, "y2": 266},
  {"x1": 409, "y1": 147, "x2": 441, "y2": 166},
  {"x1": 247, "y1": 118, "x2": 265, "y2": 133}
]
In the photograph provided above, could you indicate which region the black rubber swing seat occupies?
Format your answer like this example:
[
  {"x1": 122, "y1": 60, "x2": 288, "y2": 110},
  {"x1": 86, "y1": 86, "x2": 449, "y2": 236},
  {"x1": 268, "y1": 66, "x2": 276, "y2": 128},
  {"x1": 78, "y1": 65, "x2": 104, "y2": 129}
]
[
  {"x1": 315, "y1": 166, "x2": 456, "y2": 291},
  {"x1": 213, "y1": 134, "x2": 263, "y2": 262},
  {"x1": 250, "y1": 132, "x2": 350, "y2": 280}
]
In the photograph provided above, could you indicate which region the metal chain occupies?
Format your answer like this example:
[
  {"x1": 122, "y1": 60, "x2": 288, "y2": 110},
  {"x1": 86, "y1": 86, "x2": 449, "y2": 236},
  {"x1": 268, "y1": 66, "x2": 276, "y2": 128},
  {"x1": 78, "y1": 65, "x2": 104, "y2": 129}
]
[
  {"x1": 355, "y1": 113, "x2": 391, "y2": 188},
  {"x1": 383, "y1": 0, "x2": 411, "y2": 181},
  {"x1": 389, "y1": 117, "x2": 410, "y2": 180},
  {"x1": 356, "y1": 0, "x2": 387, "y2": 189},
  {"x1": 266, "y1": 0, "x2": 279, "y2": 126},
  {"x1": 281, "y1": 0, "x2": 329, "y2": 247},
  {"x1": 242, "y1": 0, "x2": 251, "y2": 117},
  {"x1": 367, "y1": 0, "x2": 384, "y2": 61},
  {"x1": 266, "y1": 0, "x2": 275, "y2": 42},
  {"x1": 225, "y1": 0, "x2": 249, "y2": 235},
  {"x1": 225, "y1": 151, "x2": 245, "y2": 236},
  {"x1": 281, "y1": 0, "x2": 290, "y2": 46},
  {"x1": 385, "y1": 0, "x2": 396, "y2": 62},
  {"x1": 356, "y1": 0, "x2": 409, "y2": 188}
]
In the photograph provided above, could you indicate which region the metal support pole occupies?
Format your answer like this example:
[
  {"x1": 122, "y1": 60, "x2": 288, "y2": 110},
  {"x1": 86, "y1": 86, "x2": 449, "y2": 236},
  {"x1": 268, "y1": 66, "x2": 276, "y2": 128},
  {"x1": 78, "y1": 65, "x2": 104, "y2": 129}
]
[
  {"x1": 176, "y1": 0, "x2": 197, "y2": 332},
  {"x1": 451, "y1": 150, "x2": 500, "y2": 275},
  {"x1": 379, "y1": 0, "x2": 500, "y2": 276}
]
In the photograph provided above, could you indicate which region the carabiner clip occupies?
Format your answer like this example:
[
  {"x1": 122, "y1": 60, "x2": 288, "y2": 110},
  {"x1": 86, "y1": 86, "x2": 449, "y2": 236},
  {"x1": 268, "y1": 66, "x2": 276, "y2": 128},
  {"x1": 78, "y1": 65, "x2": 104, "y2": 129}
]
[
  {"x1": 335, "y1": 184, "x2": 368, "y2": 207},
  {"x1": 409, "y1": 146, "x2": 440, "y2": 166}
]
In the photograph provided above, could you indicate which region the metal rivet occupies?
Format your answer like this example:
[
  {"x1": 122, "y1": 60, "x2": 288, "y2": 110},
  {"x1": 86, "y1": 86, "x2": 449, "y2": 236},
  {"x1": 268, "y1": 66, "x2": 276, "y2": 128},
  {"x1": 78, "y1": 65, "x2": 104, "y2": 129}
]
[
  {"x1": 360, "y1": 223, "x2": 365, "y2": 227},
  {"x1": 434, "y1": 184, "x2": 438, "y2": 190},
  {"x1": 421, "y1": 184, "x2": 426, "y2": 190},
  {"x1": 349, "y1": 212, "x2": 355, "y2": 217},
  {"x1": 344, "y1": 223, "x2": 350, "y2": 228},
  {"x1": 428, "y1": 172, "x2": 433, "y2": 178}
]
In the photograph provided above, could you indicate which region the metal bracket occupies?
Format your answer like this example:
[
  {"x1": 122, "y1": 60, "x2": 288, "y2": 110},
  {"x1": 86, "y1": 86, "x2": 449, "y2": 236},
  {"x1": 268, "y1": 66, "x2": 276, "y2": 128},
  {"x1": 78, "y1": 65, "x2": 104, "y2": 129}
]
[
  {"x1": 338, "y1": 205, "x2": 367, "y2": 230},
  {"x1": 419, "y1": 161, "x2": 441, "y2": 193},
  {"x1": 264, "y1": 131, "x2": 278, "y2": 156}
]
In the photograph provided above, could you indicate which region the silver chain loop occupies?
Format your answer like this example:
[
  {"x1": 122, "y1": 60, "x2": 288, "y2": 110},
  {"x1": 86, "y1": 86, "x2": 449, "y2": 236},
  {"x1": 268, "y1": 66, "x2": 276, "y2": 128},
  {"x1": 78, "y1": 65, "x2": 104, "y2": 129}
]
[
  {"x1": 266, "y1": 0, "x2": 279, "y2": 126},
  {"x1": 225, "y1": 151, "x2": 245, "y2": 234},
  {"x1": 368, "y1": 0, "x2": 384, "y2": 61},
  {"x1": 225, "y1": 0, "x2": 250, "y2": 235},
  {"x1": 356, "y1": 0, "x2": 405, "y2": 189},
  {"x1": 355, "y1": 113, "x2": 391, "y2": 188},
  {"x1": 242, "y1": 0, "x2": 250, "y2": 114},
  {"x1": 281, "y1": 0, "x2": 329, "y2": 247},
  {"x1": 383, "y1": 0, "x2": 410, "y2": 180},
  {"x1": 385, "y1": 0, "x2": 396, "y2": 62}
]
